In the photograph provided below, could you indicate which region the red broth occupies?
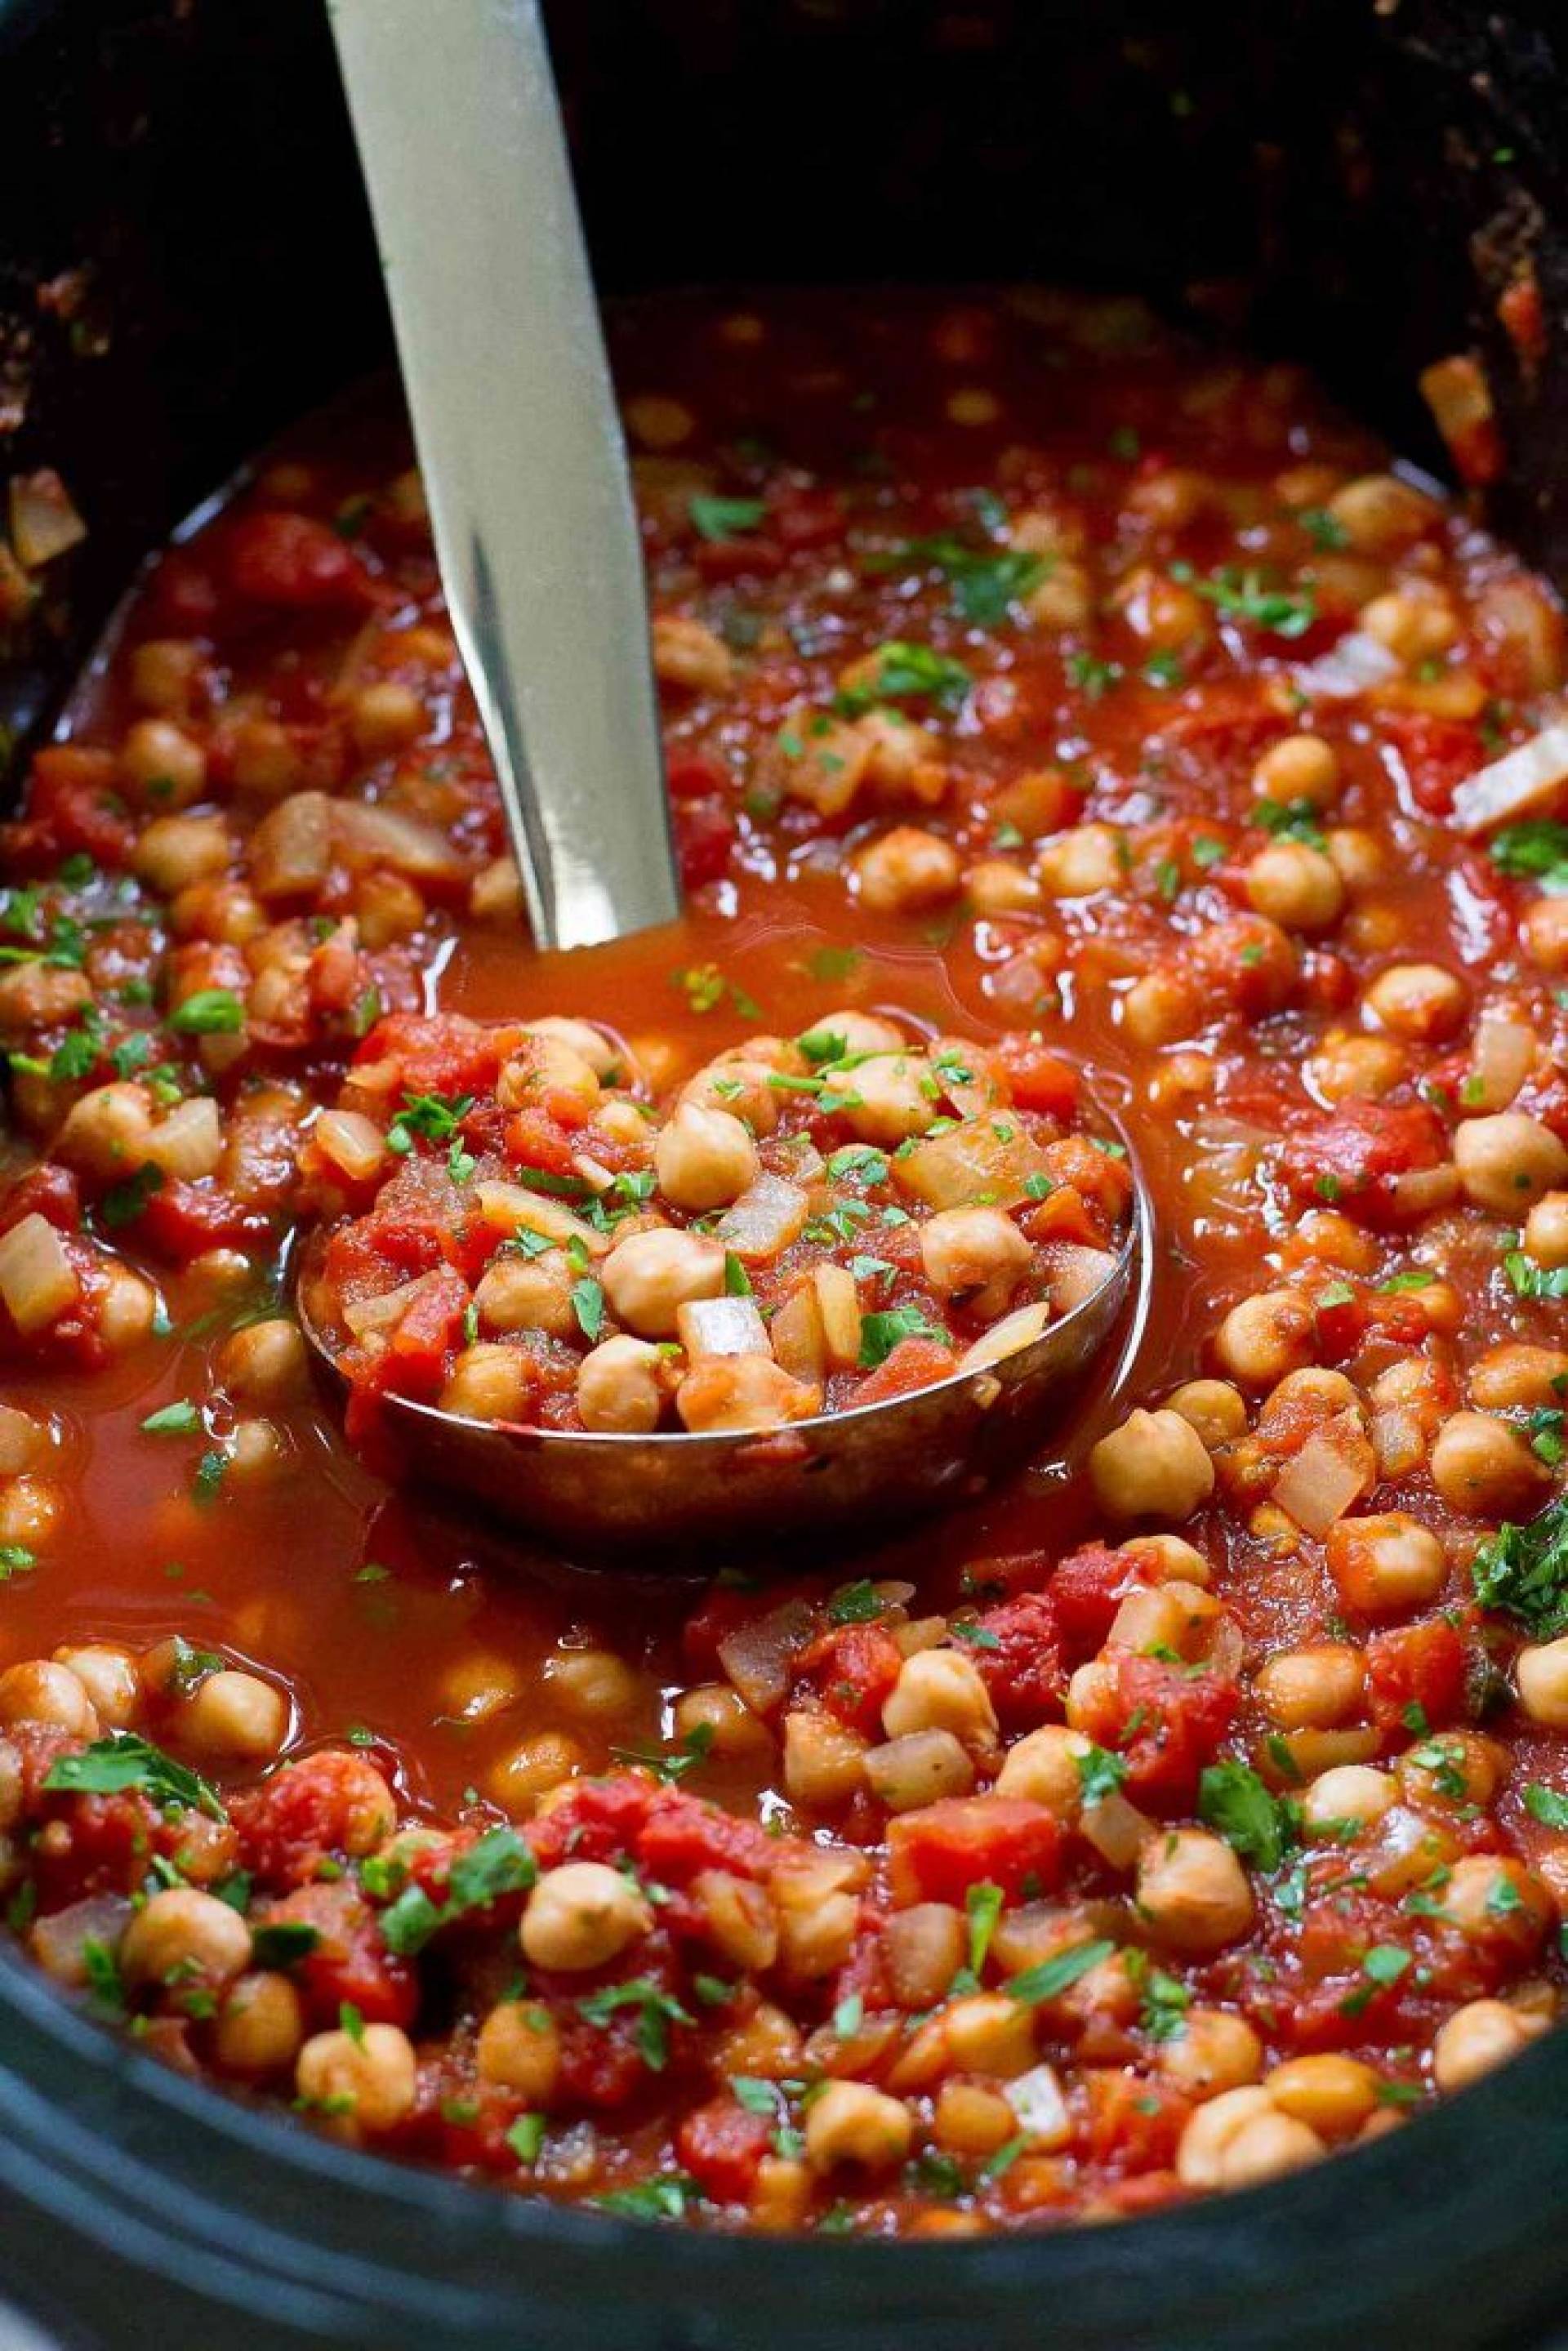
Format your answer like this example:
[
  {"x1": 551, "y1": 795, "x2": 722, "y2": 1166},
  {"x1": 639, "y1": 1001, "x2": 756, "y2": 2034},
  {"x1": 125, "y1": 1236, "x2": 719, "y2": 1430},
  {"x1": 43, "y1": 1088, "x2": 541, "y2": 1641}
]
[{"x1": 1, "y1": 287, "x2": 1566, "y2": 2229}]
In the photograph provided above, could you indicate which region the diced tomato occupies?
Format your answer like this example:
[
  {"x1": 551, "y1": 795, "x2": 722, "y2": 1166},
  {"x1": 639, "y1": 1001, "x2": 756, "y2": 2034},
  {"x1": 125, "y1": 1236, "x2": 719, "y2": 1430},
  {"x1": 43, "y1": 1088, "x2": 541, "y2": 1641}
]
[
  {"x1": 0, "y1": 1161, "x2": 80, "y2": 1236},
  {"x1": 801, "y1": 1622, "x2": 904, "y2": 1739},
  {"x1": 854, "y1": 1336, "x2": 958, "y2": 1405},
  {"x1": 1365, "y1": 1618, "x2": 1467, "y2": 1736},
  {"x1": 24, "y1": 746, "x2": 137, "y2": 868},
  {"x1": 1048, "y1": 1544, "x2": 1136, "y2": 1661},
  {"x1": 1276, "y1": 1098, "x2": 1446, "y2": 1227},
  {"x1": 887, "y1": 1796, "x2": 1062, "y2": 1905},
  {"x1": 767, "y1": 485, "x2": 844, "y2": 549},
  {"x1": 502, "y1": 1107, "x2": 583, "y2": 1182},
  {"x1": 1377, "y1": 712, "x2": 1485, "y2": 818},
  {"x1": 666, "y1": 755, "x2": 730, "y2": 802},
  {"x1": 222, "y1": 510, "x2": 379, "y2": 615},
  {"x1": 1077, "y1": 2069, "x2": 1192, "y2": 2175},
  {"x1": 230, "y1": 1749, "x2": 396, "y2": 1890},
  {"x1": 1072, "y1": 1654, "x2": 1239, "y2": 1813},
  {"x1": 354, "y1": 1011, "x2": 507, "y2": 1103},
  {"x1": 639, "y1": 1788, "x2": 775, "y2": 1886},
  {"x1": 258, "y1": 1881, "x2": 417, "y2": 2028},
  {"x1": 969, "y1": 1591, "x2": 1062, "y2": 1730},
  {"x1": 136, "y1": 1178, "x2": 276, "y2": 1263},
  {"x1": 1499, "y1": 270, "x2": 1547, "y2": 367},
  {"x1": 529, "y1": 1773, "x2": 657, "y2": 1872},
  {"x1": 675, "y1": 2098, "x2": 773, "y2": 2204},
  {"x1": 674, "y1": 796, "x2": 737, "y2": 889},
  {"x1": 992, "y1": 1036, "x2": 1081, "y2": 1120}
]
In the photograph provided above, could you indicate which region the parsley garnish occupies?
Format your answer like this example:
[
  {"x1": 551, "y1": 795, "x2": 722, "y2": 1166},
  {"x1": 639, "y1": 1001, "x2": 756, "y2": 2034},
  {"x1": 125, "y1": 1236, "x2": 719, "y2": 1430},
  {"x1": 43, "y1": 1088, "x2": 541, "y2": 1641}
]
[
  {"x1": 577, "y1": 1978, "x2": 694, "y2": 2071},
  {"x1": 690, "y1": 494, "x2": 766, "y2": 543},
  {"x1": 607, "y1": 1723, "x2": 715, "y2": 1784},
  {"x1": 1472, "y1": 1494, "x2": 1568, "y2": 1636},
  {"x1": 167, "y1": 988, "x2": 245, "y2": 1035},
  {"x1": 1007, "y1": 1938, "x2": 1115, "y2": 2006},
  {"x1": 858, "y1": 1304, "x2": 947, "y2": 1369},
  {"x1": 833, "y1": 641, "x2": 973, "y2": 717},
  {"x1": 1198, "y1": 1759, "x2": 1297, "y2": 1872},
  {"x1": 43, "y1": 1731, "x2": 225, "y2": 1821},
  {"x1": 1490, "y1": 821, "x2": 1568, "y2": 894},
  {"x1": 376, "y1": 1827, "x2": 537, "y2": 1956}
]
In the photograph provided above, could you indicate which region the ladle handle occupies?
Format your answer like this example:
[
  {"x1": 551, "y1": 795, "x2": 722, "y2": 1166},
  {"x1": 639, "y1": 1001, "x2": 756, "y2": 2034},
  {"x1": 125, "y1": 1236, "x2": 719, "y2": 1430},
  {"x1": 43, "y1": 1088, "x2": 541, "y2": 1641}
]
[{"x1": 327, "y1": 0, "x2": 681, "y2": 951}]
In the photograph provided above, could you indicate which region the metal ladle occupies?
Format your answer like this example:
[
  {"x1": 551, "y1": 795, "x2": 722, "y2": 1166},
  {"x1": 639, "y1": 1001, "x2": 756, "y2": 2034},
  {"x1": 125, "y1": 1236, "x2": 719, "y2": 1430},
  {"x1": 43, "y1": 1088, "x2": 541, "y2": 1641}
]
[{"x1": 327, "y1": 0, "x2": 681, "y2": 952}]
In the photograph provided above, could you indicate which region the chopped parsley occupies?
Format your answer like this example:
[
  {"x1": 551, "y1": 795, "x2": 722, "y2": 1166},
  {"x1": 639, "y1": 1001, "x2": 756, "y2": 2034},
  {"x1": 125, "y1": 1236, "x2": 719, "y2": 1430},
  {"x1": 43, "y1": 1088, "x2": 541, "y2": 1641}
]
[
  {"x1": 1074, "y1": 1743, "x2": 1130, "y2": 1808},
  {"x1": 1471, "y1": 1494, "x2": 1568, "y2": 1636},
  {"x1": 834, "y1": 640, "x2": 973, "y2": 717},
  {"x1": 167, "y1": 988, "x2": 245, "y2": 1035},
  {"x1": 377, "y1": 1827, "x2": 537, "y2": 1956},
  {"x1": 251, "y1": 1921, "x2": 323, "y2": 1970},
  {"x1": 1490, "y1": 821, "x2": 1568, "y2": 894},
  {"x1": 858, "y1": 1304, "x2": 947, "y2": 1369},
  {"x1": 386, "y1": 1090, "x2": 474, "y2": 1155},
  {"x1": 689, "y1": 494, "x2": 766, "y2": 542},
  {"x1": 43, "y1": 1731, "x2": 225, "y2": 1821},
  {"x1": 826, "y1": 1578, "x2": 888, "y2": 1626},
  {"x1": 607, "y1": 1723, "x2": 715, "y2": 1785},
  {"x1": 866, "y1": 531, "x2": 1047, "y2": 628},
  {"x1": 1198, "y1": 1759, "x2": 1297, "y2": 1872},
  {"x1": 577, "y1": 1978, "x2": 694, "y2": 2072},
  {"x1": 1008, "y1": 1938, "x2": 1116, "y2": 2006}
]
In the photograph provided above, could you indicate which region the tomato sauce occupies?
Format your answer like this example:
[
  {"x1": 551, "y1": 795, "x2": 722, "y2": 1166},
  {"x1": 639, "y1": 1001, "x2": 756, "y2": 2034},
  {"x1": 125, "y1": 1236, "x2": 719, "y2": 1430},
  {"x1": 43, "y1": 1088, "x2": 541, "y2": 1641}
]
[{"x1": 2, "y1": 285, "x2": 1568, "y2": 2233}]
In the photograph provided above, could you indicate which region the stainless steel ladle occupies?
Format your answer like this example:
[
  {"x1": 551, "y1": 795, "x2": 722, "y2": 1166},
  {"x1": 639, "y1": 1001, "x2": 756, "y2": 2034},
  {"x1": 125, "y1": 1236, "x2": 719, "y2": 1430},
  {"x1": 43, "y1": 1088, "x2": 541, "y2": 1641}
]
[{"x1": 327, "y1": 0, "x2": 681, "y2": 953}]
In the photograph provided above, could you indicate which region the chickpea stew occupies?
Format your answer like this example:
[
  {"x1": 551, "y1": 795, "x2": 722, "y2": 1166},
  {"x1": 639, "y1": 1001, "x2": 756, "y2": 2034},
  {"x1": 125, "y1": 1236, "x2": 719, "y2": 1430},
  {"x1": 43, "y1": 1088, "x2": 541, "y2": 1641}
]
[{"x1": 2, "y1": 287, "x2": 1568, "y2": 2235}]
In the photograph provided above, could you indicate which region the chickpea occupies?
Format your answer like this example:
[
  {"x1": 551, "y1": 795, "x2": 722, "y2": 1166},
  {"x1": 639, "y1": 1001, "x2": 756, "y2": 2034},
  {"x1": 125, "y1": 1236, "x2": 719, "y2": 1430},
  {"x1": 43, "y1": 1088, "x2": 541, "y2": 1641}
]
[
  {"x1": 476, "y1": 1999, "x2": 561, "y2": 2102},
  {"x1": 1036, "y1": 824, "x2": 1124, "y2": 899},
  {"x1": 918, "y1": 1207, "x2": 1033, "y2": 1321},
  {"x1": 676, "y1": 1356, "x2": 821, "y2": 1433},
  {"x1": 1165, "y1": 1378, "x2": 1248, "y2": 1448},
  {"x1": 654, "y1": 1103, "x2": 760, "y2": 1212},
  {"x1": 1325, "y1": 826, "x2": 1386, "y2": 897},
  {"x1": 1156, "y1": 2010, "x2": 1263, "y2": 2100},
  {"x1": 575, "y1": 1336, "x2": 666, "y2": 1435},
  {"x1": 1245, "y1": 842, "x2": 1345, "y2": 934},
  {"x1": 1136, "y1": 1829, "x2": 1254, "y2": 1952},
  {"x1": 0, "y1": 1405, "x2": 51, "y2": 1477},
  {"x1": 543, "y1": 1648, "x2": 644, "y2": 1721},
  {"x1": 0, "y1": 1476, "x2": 63, "y2": 1552},
  {"x1": 296, "y1": 2023, "x2": 416, "y2": 2131},
  {"x1": 1454, "y1": 1111, "x2": 1568, "y2": 1218},
  {"x1": 1265, "y1": 2054, "x2": 1379, "y2": 2140},
  {"x1": 0, "y1": 1660, "x2": 97, "y2": 1737},
  {"x1": 133, "y1": 813, "x2": 231, "y2": 896},
  {"x1": 1430, "y1": 1412, "x2": 1550, "y2": 1517},
  {"x1": 1468, "y1": 1344, "x2": 1568, "y2": 1414},
  {"x1": 1307, "y1": 1032, "x2": 1406, "y2": 1103},
  {"x1": 1359, "y1": 589, "x2": 1459, "y2": 666},
  {"x1": 53, "y1": 1645, "x2": 140, "y2": 1730},
  {"x1": 1325, "y1": 474, "x2": 1439, "y2": 555},
  {"x1": 349, "y1": 680, "x2": 425, "y2": 757},
  {"x1": 881, "y1": 1649, "x2": 998, "y2": 1747},
  {"x1": 1299, "y1": 1764, "x2": 1395, "y2": 1837},
  {"x1": 1396, "y1": 1730, "x2": 1500, "y2": 1811},
  {"x1": 1120, "y1": 968, "x2": 1198, "y2": 1049},
  {"x1": 942, "y1": 1992, "x2": 1038, "y2": 2078},
  {"x1": 966, "y1": 857, "x2": 1041, "y2": 916},
  {"x1": 804, "y1": 2080, "x2": 912, "y2": 2175},
  {"x1": 1256, "y1": 1645, "x2": 1365, "y2": 1730},
  {"x1": 1325, "y1": 1512, "x2": 1446, "y2": 1616},
  {"x1": 130, "y1": 637, "x2": 204, "y2": 714},
  {"x1": 1524, "y1": 898, "x2": 1568, "y2": 975},
  {"x1": 440, "y1": 1340, "x2": 533, "y2": 1420},
  {"x1": 489, "y1": 1731, "x2": 582, "y2": 1814},
  {"x1": 601, "y1": 1227, "x2": 725, "y2": 1338},
  {"x1": 1441, "y1": 1855, "x2": 1550, "y2": 1944},
  {"x1": 994, "y1": 1725, "x2": 1088, "y2": 1814},
  {"x1": 521, "y1": 1017, "x2": 623, "y2": 1081},
  {"x1": 121, "y1": 1887, "x2": 252, "y2": 1991},
  {"x1": 472, "y1": 1254, "x2": 576, "y2": 1342},
  {"x1": 1252, "y1": 735, "x2": 1339, "y2": 808},
  {"x1": 1516, "y1": 1637, "x2": 1568, "y2": 1728},
  {"x1": 214, "y1": 1970, "x2": 305, "y2": 2075},
  {"x1": 178, "y1": 1669, "x2": 289, "y2": 1761},
  {"x1": 671, "y1": 1682, "x2": 773, "y2": 1763},
  {"x1": 837, "y1": 1052, "x2": 937, "y2": 1147},
  {"x1": 520, "y1": 1860, "x2": 652, "y2": 1972},
  {"x1": 1174, "y1": 2086, "x2": 1276, "y2": 2189},
  {"x1": 1089, "y1": 1408, "x2": 1215, "y2": 1524},
  {"x1": 1523, "y1": 1191, "x2": 1568, "y2": 1269},
  {"x1": 1211, "y1": 1291, "x2": 1315, "y2": 1389},
  {"x1": 1432, "y1": 1998, "x2": 1539, "y2": 2093},
  {"x1": 651, "y1": 612, "x2": 731, "y2": 692},
  {"x1": 853, "y1": 826, "x2": 962, "y2": 914},
  {"x1": 934, "y1": 2079, "x2": 1018, "y2": 2157},
  {"x1": 217, "y1": 1318, "x2": 308, "y2": 1406},
  {"x1": 118, "y1": 717, "x2": 207, "y2": 808},
  {"x1": 1361, "y1": 963, "x2": 1468, "y2": 1045},
  {"x1": 1218, "y1": 2108, "x2": 1325, "y2": 2188}
]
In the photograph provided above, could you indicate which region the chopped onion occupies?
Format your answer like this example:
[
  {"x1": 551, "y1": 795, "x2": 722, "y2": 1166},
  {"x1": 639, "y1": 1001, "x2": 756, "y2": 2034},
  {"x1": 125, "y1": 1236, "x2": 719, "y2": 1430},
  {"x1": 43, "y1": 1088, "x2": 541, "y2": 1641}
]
[
  {"x1": 717, "y1": 1596, "x2": 817, "y2": 1714},
  {"x1": 314, "y1": 1108, "x2": 389, "y2": 1182},
  {"x1": 1388, "y1": 1161, "x2": 1459, "y2": 1219},
  {"x1": 895, "y1": 1118, "x2": 1051, "y2": 1212},
  {"x1": 676, "y1": 1295, "x2": 770, "y2": 1361},
  {"x1": 341, "y1": 1268, "x2": 440, "y2": 1340},
  {"x1": 333, "y1": 797, "x2": 466, "y2": 884},
  {"x1": 250, "y1": 790, "x2": 332, "y2": 899},
  {"x1": 9, "y1": 467, "x2": 87, "y2": 567},
  {"x1": 1044, "y1": 1244, "x2": 1117, "y2": 1314},
  {"x1": 1079, "y1": 1789, "x2": 1151, "y2": 1870},
  {"x1": 882, "y1": 1902, "x2": 966, "y2": 2008},
  {"x1": 0, "y1": 1403, "x2": 51, "y2": 1476},
  {"x1": 0, "y1": 1212, "x2": 80, "y2": 1335},
  {"x1": 769, "y1": 1284, "x2": 826, "y2": 1386},
  {"x1": 958, "y1": 1300, "x2": 1050, "y2": 1374},
  {"x1": 143, "y1": 1098, "x2": 223, "y2": 1182},
  {"x1": 1294, "y1": 629, "x2": 1401, "y2": 701},
  {"x1": 1452, "y1": 723, "x2": 1568, "y2": 835},
  {"x1": 813, "y1": 1262, "x2": 862, "y2": 1368},
  {"x1": 473, "y1": 1181, "x2": 606, "y2": 1255},
  {"x1": 865, "y1": 1729, "x2": 974, "y2": 1813},
  {"x1": 1418, "y1": 354, "x2": 1500, "y2": 488},
  {"x1": 28, "y1": 1894, "x2": 131, "y2": 1986},
  {"x1": 1004, "y1": 2063, "x2": 1071, "y2": 2150},
  {"x1": 1270, "y1": 1409, "x2": 1375, "y2": 1537},
  {"x1": 714, "y1": 1173, "x2": 808, "y2": 1262},
  {"x1": 1373, "y1": 1405, "x2": 1424, "y2": 1481},
  {"x1": 1467, "y1": 1013, "x2": 1538, "y2": 1113}
]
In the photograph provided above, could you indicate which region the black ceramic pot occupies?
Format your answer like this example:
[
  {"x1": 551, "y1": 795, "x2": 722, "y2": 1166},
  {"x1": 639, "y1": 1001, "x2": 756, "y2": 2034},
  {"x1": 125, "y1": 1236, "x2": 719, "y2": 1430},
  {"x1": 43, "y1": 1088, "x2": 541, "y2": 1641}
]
[{"x1": 2, "y1": 4, "x2": 1568, "y2": 2344}]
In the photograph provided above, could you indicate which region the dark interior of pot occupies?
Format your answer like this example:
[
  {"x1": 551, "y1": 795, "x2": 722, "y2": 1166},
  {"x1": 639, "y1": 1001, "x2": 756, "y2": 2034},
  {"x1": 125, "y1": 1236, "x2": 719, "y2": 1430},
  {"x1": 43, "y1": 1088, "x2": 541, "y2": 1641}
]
[{"x1": 2, "y1": 3, "x2": 1568, "y2": 2346}]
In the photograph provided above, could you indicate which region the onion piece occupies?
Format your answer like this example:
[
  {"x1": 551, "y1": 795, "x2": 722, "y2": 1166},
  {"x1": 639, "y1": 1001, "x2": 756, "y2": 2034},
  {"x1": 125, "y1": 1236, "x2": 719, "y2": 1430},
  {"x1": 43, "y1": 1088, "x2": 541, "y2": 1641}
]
[
  {"x1": 9, "y1": 467, "x2": 87, "y2": 567},
  {"x1": 958, "y1": 1300, "x2": 1050, "y2": 1374},
  {"x1": 250, "y1": 790, "x2": 332, "y2": 900},
  {"x1": 1452, "y1": 723, "x2": 1568, "y2": 835},
  {"x1": 0, "y1": 1403, "x2": 51, "y2": 1476},
  {"x1": 813, "y1": 1262, "x2": 862, "y2": 1368},
  {"x1": 473, "y1": 1181, "x2": 608, "y2": 1256},
  {"x1": 1270, "y1": 1409, "x2": 1375, "y2": 1537},
  {"x1": 0, "y1": 1212, "x2": 80, "y2": 1334},
  {"x1": 341, "y1": 1268, "x2": 440, "y2": 1340},
  {"x1": 314, "y1": 1108, "x2": 389, "y2": 1182},
  {"x1": 1418, "y1": 354, "x2": 1501, "y2": 488},
  {"x1": 769, "y1": 1284, "x2": 826, "y2": 1386},
  {"x1": 1079, "y1": 1789, "x2": 1152, "y2": 1871},
  {"x1": 1466, "y1": 1013, "x2": 1538, "y2": 1113},
  {"x1": 676, "y1": 1296, "x2": 771, "y2": 1362},
  {"x1": 894, "y1": 1117, "x2": 1052, "y2": 1213},
  {"x1": 882, "y1": 1902, "x2": 967, "y2": 2008},
  {"x1": 1004, "y1": 2063, "x2": 1071, "y2": 2150},
  {"x1": 143, "y1": 1098, "x2": 224, "y2": 1182},
  {"x1": 1294, "y1": 629, "x2": 1401, "y2": 701},
  {"x1": 1044, "y1": 1245, "x2": 1117, "y2": 1314},
  {"x1": 1388, "y1": 1161, "x2": 1459, "y2": 1220},
  {"x1": 717, "y1": 1597, "x2": 817, "y2": 1714},
  {"x1": 332, "y1": 797, "x2": 467, "y2": 884},
  {"x1": 28, "y1": 1894, "x2": 131, "y2": 1986},
  {"x1": 714, "y1": 1173, "x2": 808, "y2": 1262},
  {"x1": 864, "y1": 1730, "x2": 974, "y2": 1812}
]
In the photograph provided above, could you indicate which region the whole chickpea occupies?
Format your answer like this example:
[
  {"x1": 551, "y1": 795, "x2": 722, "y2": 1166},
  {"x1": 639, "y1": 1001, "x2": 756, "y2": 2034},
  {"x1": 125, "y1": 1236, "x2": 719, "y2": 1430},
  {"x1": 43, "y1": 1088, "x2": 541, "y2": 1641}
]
[
  {"x1": 1299, "y1": 1764, "x2": 1395, "y2": 1837},
  {"x1": 1265, "y1": 2054, "x2": 1379, "y2": 2140},
  {"x1": 118, "y1": 718, "x2": 207, "y2": 809},
  {"x1": 1165, "y1": 1379, "x2": 1248, "y2": 1448},
  {"x1": 1136, "y1": 1829, "x2": 1254, "y2": 1952},
  {"x1": 215, "y1": 1970, "x2": 305, "y2": 2075},
  {"x1": 1522, "y1": 1191, "x2": 1568, "y2": 1270},
  {"x1": 1252, "y1": 735, "x2": 1339, "y2": 808},
  {"x1": 804, "y1": 2080, "x2": 913, "y2": 2175},
  {"x1": 543, "y1": 1648, "x2": 644, "y2": 1721},
  {"x1": 881, "y1": 1649, "x2": 999, "y2": 1747},
  {"x1": 1515, "y1": 1637, "x2": 1568, "y2": 1729},
  {"x1": 575, "y1": 1336, "x2": 666, "y2": 1435},
  {"x1": 349, "y1": 680, "x2": 425, "y2": 757},
  {"x1": 216, "y1": 1318, "x2": 309, "y2": 1405},
  {"x1": 1036, "y1": 824, "x2": 1125, "y2": 899},
  {"x1": 476, "y1": 1998, "x2": 561, "y2": 2102},
  {"x1": 1245, "y1": 841, "x2": 1345, "y2": 934},
  {"x1": 837, "y1": 1053, "x2": 937, "y2": 1147},
  {"x1": 177, "y1": 1669, "x2": 289, "y2": 1761},
  {"x1": 0, "y1": 1660, "x2": 97, "y2": 1737},
  {"x1": 670, "y1": 1682, "x2": 774, "y2": 1763},
  {"x1": 1211, "y1": 1291, "x2": 1316, "y2": 1389},
  {"x1": 1362, "y1": 963, "x2": 1467, "y2": 1043},
  {"x1": 296, "y1": 2023, "x2": 417, "y2": 2131},
  {"x1": 1088, "y1": 1407, "x2": 1216, "y2": 1525},
  {"x1": 440, "y1": 1342, "x2": 532, "y2": 1420},
  {"x1": 1432, "y1": 1998, "x2": 1540, "y2": 2093},
  {"x1": 993, "y1": 1724, "x2": 1088, "y2": 1814},
  {"x1": 520, "y1": 1860, "x2": 652, "y2": 1972},
  {"x1": 654, "y1": 1103, "x2": 760, "y2": 1212},
  {"x1": 853, "y1": 826, "x2": 962, "y2": 915},
  {"x1": 52, "y1": 1645, "x2": 140, "y2": 1730},
  {"x1": 1157, "y1": 2009, "x2": 1263, "y2": 2100},
  {"x1": 918, "y1": 1207, "x2": 1033, "y2": 1321},
  {"x1": 1453, "y1": 1112, "x2": 1568, "y2": 1217},
  {"x1": 1325, "y1": 1512, "x2": 1447, "y2": 1616},
  {"x1": 1255, "y1": 1645, "x2": 1365, "y2": 1730},
  {"x1": 601, "y1": 1228, "x2": 726, "y2": 1338},
  {"x1": 120, "y1": 1887, "x2": 252, "y2": 1990},
  {"x1": 1430, "y1": 1412, "x2": 1550, "y2": 1517}
]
